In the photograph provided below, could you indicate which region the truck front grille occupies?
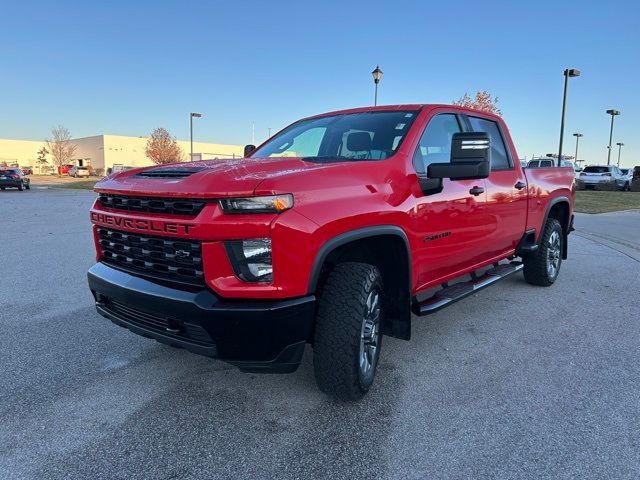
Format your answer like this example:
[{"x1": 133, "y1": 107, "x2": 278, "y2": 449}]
[
  {"x1": 97, "y1": 227, "x2": 204, "y2": 287},
  {"x1": 98, "y1": 193, "x2": 206, "y2": 216}
]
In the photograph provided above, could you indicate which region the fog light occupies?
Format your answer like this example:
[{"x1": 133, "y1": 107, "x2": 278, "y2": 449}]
[{"x1": 225, "y1": 238, "x2": 273, "y2": 282}]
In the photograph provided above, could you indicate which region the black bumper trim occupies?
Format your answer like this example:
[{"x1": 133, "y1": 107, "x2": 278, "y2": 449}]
[{"x1": 88, "y1": 262, "x2": 315, "y2": 373}]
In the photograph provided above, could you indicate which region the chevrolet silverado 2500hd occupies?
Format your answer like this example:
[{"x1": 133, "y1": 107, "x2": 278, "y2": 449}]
[{"x1": 87, "y1": 105, "x2": 575, "y2": 400}]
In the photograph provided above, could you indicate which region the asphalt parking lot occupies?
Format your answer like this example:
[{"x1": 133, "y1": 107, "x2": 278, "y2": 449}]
[{"x1": 1, "y1": 188, "x2": 639, "y2": 480}]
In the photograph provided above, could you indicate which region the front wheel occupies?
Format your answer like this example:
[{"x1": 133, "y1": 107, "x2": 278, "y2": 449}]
[
  {"x1": 313, "y1": 262, "x2": 383, "y2": 400},
  {"x1": 17, "y1": 182, "x2": 23, "y2": 191},
  {"x1": 523, "y1": 218, "x2": 563, "y2": 286}
]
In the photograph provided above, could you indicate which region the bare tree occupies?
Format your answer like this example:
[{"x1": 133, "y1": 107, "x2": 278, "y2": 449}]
[
  {"x1": 46, "y1": 126, "x2": 77, "y2": 174},
  {"x1": 453, "y1": 91, "x2": 502, "y2": 116},
  {"x1": 145, "y1": 128, "x2": 185, "y2": 165}
]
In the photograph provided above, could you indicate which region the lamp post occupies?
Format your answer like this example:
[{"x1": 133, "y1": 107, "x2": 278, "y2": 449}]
[
  {"x1": 606, "y1": 109, "x2": 620, "y2": 165},
  {"x1": 371, "y1": 65, "x2": 383, "y2": 106},
  {"x1": 573, "y1": 133, "x2": 583, "y2": 165},
  {"x1": 616, "y1": 142, "x2": 624, "y2": 167},
  {"x1": 190, "y1": 112, "x2": 203, "y2": 161},
  {"x1": 557, "y1": 68, "x2": 580, "y2": 167}
]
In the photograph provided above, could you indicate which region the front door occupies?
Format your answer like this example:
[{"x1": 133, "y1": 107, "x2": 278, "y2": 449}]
[{"x1": 409, "y1": 111, "x2": 494, "y2": 291}]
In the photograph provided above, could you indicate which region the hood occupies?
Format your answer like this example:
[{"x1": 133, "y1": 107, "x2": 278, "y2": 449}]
[{"x1": 94, "y1": 157, "x2": 334, "y2": 197}]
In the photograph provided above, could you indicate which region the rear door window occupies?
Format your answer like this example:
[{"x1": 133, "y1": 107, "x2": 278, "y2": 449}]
[
  {"x1": 468, "y1": 117, "x2": 511, "y2": 170},
  {"x1": 583, "y1": 166, "x2": 610, "y2": 173}
]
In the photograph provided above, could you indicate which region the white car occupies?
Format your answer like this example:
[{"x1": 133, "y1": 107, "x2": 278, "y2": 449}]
[
  {"x1": 577, "y1": 165, "x2": 630, "y2": 191},
  {"x1": 620, "y1": 168, "x2": 634, "y2": 185},
  {"x1": 68, "y1": 166, "x2": 90, "y2": 178}
]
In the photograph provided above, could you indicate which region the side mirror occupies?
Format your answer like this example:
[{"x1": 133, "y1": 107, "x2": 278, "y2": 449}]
[
  {"x1": 428, "y1": 132, "x2": 491, "y2": 180},
  {"x1": 244, "y1": 144, "x2": 256, "y2": 157}
]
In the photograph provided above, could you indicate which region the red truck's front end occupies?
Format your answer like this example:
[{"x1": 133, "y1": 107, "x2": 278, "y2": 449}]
[{"x1": 87, "y1": 162, "x2": 318, "y2": 373}]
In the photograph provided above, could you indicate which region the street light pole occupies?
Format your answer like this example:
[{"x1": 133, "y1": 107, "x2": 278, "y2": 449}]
[
  {"x1": 616, "y1": 142, "x2": 624, "y2": 167},
  {"x1": 190, "y1": 112, "x2": 203, "y2": 161},
  {"x1": 606, "y1": 109, "x2": 620, "y2": 165},
  {"x1": 558, "y1": 68, "x2": 580, "y2": 167},
  {"x1": 371, "y1": 65, "x2": 383, "y2": 106},
  {"x1": 573, "y1": 133, "x2": 583, "y2": 165}
]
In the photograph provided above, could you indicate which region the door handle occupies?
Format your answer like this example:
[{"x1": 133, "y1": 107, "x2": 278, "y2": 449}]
[
  {"x1": 469, "y1": 186, "x2": 484, "y2": 196},
  {"x1": 514, "y1": 181, "x2": 526, "y2": 190}
]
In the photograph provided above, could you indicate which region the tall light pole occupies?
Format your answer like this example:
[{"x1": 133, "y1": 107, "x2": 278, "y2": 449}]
[
  {"x1": 606, "y1": 109, "x2": 620, "y2": 165},
  {"x1": 371, "y1": 65, "x2": 383, "y2": 106},
  {"x1": 190, "y1": 112, "x2": 202, "y2": 161},
  {"x1": 573, "y1": 133, "x2": 583, "y2": 165},
  {"x1": 557, "y1": 68, "x2": 580, "y2": 167},
  {"x1": 616, "y1": 142, "x2": 624, "y2": 167}
]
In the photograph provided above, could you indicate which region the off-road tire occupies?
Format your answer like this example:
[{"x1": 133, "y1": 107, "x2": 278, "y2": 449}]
[
  {"x1": 17, "y1": 183, "x2": 23, "y2": 191},
  {"x1": 523, "y1": 218, "x2": 563, "y2": 286},
  {"x1": 313, "y1": 262, "x2": 383, "y2": 401}
]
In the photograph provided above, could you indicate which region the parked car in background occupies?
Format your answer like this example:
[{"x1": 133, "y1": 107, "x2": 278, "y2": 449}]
[
  {"x1": 69, "y1": 166, "x2": 90, "y2": 178},
  {"x1": 0, "y1": 168, "x2": 30, "y2": 191},
  {"x1": 620, "y1": 168, "x2": 634, "y2": 185},
  {"x1": 577, "y1": 165, "x2": 630, "y2": 191},
  {"x1": 107, "y1": 165, "x2": 136, "y2": 175},
  {"x1": 21, "y1": 166, "x2": 34, "y2": 175},
  {"x1": 58, "y1": 164, "x2": 74, "y2": 175}
]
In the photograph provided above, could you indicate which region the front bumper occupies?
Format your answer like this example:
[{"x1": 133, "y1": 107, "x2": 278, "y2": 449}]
[{"x1": 87, "y1": 262, "x2": 315, "y2": 373}]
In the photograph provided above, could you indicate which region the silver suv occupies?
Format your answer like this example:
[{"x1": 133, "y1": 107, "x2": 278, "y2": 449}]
[{"x1": 577, "y1": 165, "x2": 630, "y2": 191}]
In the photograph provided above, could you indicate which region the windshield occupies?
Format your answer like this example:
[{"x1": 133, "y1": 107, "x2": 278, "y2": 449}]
[
  {"x1": 250, "y1": 111, "x2": 418, "y2": 161},
  {"x1": 583, "y1": 166, "x2": 610, "y2": 173}
]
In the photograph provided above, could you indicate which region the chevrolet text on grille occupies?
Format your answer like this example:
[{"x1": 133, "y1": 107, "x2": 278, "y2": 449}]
[{"x1": 90, "y1": 212, "x2": 194, "y2": 235}]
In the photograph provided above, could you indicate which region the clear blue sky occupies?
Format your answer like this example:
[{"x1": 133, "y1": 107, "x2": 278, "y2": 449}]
[{"x1": 1, "y1": 0, "x2": 638, "y2": 166}]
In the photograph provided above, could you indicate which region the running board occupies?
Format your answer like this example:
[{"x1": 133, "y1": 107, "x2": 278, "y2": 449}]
[{"x1": 412, "y1": 262, "x2": 524, "y2": 316}]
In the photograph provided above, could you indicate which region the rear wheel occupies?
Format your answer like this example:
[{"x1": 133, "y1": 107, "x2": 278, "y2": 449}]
[
  {"x1": 25, "y1": 182, "x2": 30, "y2": 190},
  {"x1": 523, "y1": 218, "x2": 563, "y2": 286},
  {"x1": 313, "y1": 262, "x2": 383, "y2": 400}
]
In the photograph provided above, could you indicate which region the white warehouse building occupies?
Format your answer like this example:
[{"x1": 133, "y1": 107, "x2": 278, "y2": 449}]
[{"x1": 0, "y1": 135, "x2": 244, "y2": 174}]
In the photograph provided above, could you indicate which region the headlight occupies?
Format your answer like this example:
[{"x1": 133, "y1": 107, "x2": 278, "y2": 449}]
[
  {"x1": 219, "y1": 194, "x2": 293, "y2": 214},
  {"x1": 225, "y1": 238, "x2": 273, "y2": 282}
]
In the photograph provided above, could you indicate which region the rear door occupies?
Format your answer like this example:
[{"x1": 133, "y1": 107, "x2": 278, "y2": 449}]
[
  {"x1": 467, "y1": 115, "x2": 527, "y2": 258},
  {"x1": 409, "y1": 111, "x2": 494, "y2": 288}
]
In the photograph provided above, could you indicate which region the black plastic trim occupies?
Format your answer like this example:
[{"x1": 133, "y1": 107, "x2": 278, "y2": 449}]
[
  {"x1": 88, "y1": 262, "x2": 315, "y2": 373},
  {"x1": 540, "y1": 196, "x2": 571, "y2": 259},
  {"x1": 307, "y1": 225, "x2": 411, "y2": 293},
  {"x1": 540, "y1": 196, "x2": 571, "y2": 238}
]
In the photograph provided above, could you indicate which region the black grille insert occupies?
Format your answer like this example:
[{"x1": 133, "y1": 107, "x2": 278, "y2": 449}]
[
  {"x1": 98, "y1": 194, "x2": 206, "y2": 216},
  {"x1": 98, "y1": 227, "x2": 204, "y2": 287},
  {"x1": 104, "y1": 299, "x2": 214, "y2": 346}
]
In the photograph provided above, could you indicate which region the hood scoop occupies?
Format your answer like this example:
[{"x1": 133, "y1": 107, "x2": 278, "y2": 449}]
[{"x1": 136, "y1": 166, "x2": 207, "y2": 178}]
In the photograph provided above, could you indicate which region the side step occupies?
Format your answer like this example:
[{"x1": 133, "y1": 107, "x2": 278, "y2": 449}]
[{"x1": 412, "y1": 262, "x2": 523, "y2": 316}]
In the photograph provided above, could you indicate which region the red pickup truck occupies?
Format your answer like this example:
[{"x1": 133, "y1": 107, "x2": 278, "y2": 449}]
[{"x1": 87, "y1": 105, "x2": 575, "y2": 399}]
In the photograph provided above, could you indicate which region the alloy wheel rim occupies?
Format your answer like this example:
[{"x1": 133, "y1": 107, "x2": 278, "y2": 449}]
[
  {"x1": 547, "y1": 230, "x2": 561, "y2": 278},
  {"x1": 359, "y1": 290, "x2": 381, "y2": 376}
]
